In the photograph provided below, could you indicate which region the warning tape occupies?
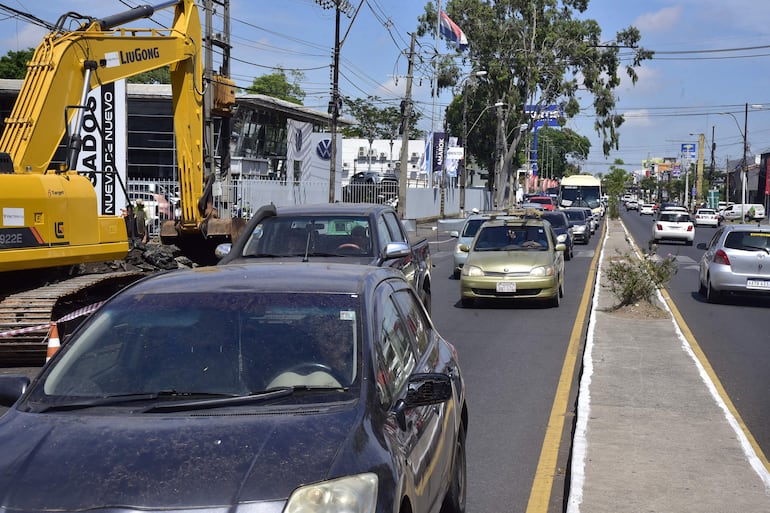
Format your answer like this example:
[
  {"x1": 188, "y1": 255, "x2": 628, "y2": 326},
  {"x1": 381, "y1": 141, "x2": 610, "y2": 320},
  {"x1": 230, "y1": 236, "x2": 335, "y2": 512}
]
[{"x1": 0, "y1": 301, "x2": 104, "y2": 339}]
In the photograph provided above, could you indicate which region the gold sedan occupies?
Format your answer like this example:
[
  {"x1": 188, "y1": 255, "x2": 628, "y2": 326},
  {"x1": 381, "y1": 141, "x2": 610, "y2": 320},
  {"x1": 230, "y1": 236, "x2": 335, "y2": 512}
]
[{"x1": 459, "y1": 218, "x2": 566, "y2": 308}]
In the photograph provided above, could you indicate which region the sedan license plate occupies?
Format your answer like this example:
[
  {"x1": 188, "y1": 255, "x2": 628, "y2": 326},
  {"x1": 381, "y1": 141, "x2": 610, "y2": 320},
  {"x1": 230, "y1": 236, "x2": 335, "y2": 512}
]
[
  {"x1": 496, "y1": 281, "x2": 516, "y2": 293},
  {"x1": 746, "y1": 279, "x2": 770, "y2": 290}
]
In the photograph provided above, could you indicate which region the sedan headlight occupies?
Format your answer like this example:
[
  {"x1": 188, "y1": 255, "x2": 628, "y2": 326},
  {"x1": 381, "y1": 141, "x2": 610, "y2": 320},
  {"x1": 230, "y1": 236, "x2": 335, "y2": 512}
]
[
  {"x1": 556, "y1": 233, "x2": 567, "y2": 243},
  {"x1": 462, "y1": 265, "x2": 485, "y2": 277},
  {"x1": 529, "y1": 265, "x2": 555, "y2": 277},
  {"x1": 285, "y1": 473, "x2": 378, "y2": 513}
]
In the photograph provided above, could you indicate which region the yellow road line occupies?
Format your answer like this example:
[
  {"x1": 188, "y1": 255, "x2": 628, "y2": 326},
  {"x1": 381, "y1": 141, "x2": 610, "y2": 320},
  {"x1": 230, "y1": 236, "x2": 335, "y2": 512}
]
[{"x1": 525, "y1": 223, "x2": 603, "y2": 513}]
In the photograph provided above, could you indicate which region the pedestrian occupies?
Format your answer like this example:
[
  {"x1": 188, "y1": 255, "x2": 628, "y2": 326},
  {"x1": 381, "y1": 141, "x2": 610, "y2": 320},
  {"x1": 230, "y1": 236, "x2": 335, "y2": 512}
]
[
  {"x1": 747, "y1": 205, "x2": 756, "y2": 222},
  {"x1": 135, "y1": 200, "x2": 149, "y2": 243}
]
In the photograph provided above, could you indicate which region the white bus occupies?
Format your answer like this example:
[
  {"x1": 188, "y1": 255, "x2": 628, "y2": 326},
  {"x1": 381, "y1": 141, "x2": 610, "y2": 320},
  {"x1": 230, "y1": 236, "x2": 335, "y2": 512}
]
[{"x1": 559, "y1": 174, "x2": 603, "y2": 217}]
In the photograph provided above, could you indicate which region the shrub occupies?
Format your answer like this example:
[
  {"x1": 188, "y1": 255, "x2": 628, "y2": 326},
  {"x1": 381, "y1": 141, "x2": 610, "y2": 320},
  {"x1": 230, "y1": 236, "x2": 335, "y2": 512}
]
[{"x1": 604, "y1": 249, "x2": 677, "y2": 307}]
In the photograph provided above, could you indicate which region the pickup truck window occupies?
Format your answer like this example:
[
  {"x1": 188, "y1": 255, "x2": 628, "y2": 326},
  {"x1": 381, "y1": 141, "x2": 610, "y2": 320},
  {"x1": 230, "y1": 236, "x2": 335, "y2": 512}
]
[
  {"x1": 383, "y1": 211, "x2": 407, "y2": 243},
  {"x1": 241, "y1": 216, "x2": 374, "y2": 257}
]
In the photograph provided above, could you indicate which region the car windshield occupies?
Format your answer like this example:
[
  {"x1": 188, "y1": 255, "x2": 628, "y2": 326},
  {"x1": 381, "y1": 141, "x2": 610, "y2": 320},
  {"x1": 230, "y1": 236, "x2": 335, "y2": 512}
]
[
  {"x1": 563, "y1": 210, "x2": 585, "y2": 222},
  {"x1": 462, "y1": 218, "x2": 487, "y2": 237},
  {"x1": 542, "y1": 213, "x2": 567, "y2": 228},
  {"x1": 28, "y1": 292, "x2": 361, "y2": 408},
  {"x1": 473, "y1": 225, "x2": 549, "y2": 250},
  {"x1": 241, "y1": 216, "x2": 373, "y2": 257}
]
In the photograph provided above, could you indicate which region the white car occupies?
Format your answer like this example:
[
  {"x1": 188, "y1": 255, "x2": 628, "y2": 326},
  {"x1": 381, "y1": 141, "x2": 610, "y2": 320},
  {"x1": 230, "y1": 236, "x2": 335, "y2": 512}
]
[
  {"x1": 639, "y1": 203, "x2": 656, "y2": 216},
  {"x1": 652, "y1": 210, "x2": 695, "y2": 245},
  {"x1": 694, "y1": 208, "x2": 720, "y2": 227}
]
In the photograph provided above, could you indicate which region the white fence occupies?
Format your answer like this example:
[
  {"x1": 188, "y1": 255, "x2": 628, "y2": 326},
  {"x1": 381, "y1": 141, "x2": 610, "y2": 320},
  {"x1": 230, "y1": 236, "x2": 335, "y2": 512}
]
[{"x1": 128, "y1": 177, "x2": 492, "y2": 226}]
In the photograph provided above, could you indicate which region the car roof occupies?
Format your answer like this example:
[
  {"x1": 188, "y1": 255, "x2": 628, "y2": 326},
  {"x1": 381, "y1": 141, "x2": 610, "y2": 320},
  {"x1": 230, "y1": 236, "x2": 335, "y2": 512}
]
[
  {"x1": 124, "y1": 263, "x2": 405, "y2": 297},
  {"x1": 272, "y1": 203, "x2": 392, "y2": 216}
]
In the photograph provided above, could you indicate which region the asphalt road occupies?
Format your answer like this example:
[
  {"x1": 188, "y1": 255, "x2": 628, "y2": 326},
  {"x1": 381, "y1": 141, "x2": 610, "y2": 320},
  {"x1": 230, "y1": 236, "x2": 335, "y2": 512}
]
[
  {"x1": 619, "y1": 208, "x2": 770, "y2": 459},
  {"x1": 426, "y1": 224, "x2": 602, "y2": 513}
]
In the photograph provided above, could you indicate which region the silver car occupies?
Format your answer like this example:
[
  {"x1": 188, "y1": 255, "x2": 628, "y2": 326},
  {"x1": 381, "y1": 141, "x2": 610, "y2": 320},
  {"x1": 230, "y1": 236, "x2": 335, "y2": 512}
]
[
  {"x1": 697, "y1": 224, "x2": 770, "y2": 303},
  {"x1": 451, "y1": 214, "x2": 492, "y2": 278}
]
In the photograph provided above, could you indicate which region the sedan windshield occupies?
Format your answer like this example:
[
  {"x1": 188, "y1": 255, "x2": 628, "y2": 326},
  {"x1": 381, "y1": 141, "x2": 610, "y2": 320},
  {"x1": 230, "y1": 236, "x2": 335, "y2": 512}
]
[
  {"x1": 474, "y1": 225, "x2": 549, "y2": 250},
  {"x1": 30, "y1": 292, "x2": 361, "y2": 407}
]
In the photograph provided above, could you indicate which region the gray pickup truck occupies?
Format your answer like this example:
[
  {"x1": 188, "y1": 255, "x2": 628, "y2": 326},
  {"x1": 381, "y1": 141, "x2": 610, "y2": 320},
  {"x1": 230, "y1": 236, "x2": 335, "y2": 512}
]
[{"x1": 216, "y1": 203, "x2": 432, "y2": 312}]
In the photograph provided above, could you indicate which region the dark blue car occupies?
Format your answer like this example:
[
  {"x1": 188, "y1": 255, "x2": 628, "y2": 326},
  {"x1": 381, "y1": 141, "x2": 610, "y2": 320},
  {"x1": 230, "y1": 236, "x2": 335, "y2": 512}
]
[
  {"x1": 541, "y1": 210, "x2": 574, "y2": 260},
  {"x1": 0, "y1": 263, "x2": 468, "y2": 513}
]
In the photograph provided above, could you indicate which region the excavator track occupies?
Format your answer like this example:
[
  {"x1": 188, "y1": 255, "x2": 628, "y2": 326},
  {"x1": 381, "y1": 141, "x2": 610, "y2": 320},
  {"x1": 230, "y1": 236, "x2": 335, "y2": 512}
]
[{"x1": 0, "y1": 271, "x2": 144, "y2": 366}]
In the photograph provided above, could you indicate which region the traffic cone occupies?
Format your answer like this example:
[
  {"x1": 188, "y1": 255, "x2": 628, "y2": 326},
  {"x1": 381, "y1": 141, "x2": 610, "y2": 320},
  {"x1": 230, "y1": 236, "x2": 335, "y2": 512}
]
[{"x1": 46, "y1": 322, "x2": 61, "y2": 362}]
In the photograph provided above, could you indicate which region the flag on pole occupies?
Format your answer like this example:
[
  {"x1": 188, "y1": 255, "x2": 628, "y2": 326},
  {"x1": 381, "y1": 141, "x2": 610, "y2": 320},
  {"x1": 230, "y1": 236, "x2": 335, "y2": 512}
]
[{"x1": 439, "y1": 11, "x2": 468, "y2": 51}]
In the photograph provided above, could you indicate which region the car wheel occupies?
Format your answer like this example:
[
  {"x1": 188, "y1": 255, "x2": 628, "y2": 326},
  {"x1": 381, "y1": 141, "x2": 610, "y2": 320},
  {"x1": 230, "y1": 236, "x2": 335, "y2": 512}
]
[
  {"x1": 686, "y1": 240, "x2": 693, "y2": 246},
  {"x1": 460, "y1": 297, "x2": 474, "y2": 308},
  {"x1": 698, "y1": 279, "x2": 707, "y2": 297},
  {"x1": 706, "y1": 279, "x2": 721, "y2": 304},
  {"x1": 441, "y1": 423, "x2": 467, "y2": 513}
]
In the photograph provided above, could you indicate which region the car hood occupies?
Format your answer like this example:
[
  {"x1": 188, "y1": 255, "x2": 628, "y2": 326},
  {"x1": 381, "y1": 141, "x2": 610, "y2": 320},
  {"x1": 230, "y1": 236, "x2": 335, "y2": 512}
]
[
  {"x1": 467, "y1": 250, "x2": 555, "y2": 271},
  {"x1": 0, "y1": 405, "x2": 359, "y2": 511}
]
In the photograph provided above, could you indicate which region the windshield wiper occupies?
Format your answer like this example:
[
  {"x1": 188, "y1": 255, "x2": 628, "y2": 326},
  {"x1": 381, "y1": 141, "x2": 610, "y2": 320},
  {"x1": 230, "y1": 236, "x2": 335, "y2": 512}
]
[
  {"x1": 31, "y1": 390, "x2": 233, "y2": 413},
  {"x1": 144, "y1": 385, "x2": 348, "y2": 413}
]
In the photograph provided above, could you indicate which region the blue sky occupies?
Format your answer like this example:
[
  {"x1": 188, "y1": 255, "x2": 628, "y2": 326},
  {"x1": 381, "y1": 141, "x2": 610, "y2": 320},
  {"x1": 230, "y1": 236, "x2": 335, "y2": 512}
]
[{"x1": 2, "y1": 0, "x2": 770, "y2": 174}]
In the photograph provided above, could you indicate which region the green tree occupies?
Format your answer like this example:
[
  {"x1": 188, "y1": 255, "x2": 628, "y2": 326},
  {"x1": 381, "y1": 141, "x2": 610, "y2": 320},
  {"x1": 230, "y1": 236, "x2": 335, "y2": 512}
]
[
  {"x1": 341, "y1": 96, "x2": 422, "y2": 140},
  {"x1": 246, "y1": 68, "x2": 305, "y2": 105},
  {"x1": 127, "y1": 67, "x2": 171, "y2": 84},
  {"x1": 603, "y1": 159, "x2": 629, "y2": 218},
  {"x1": 0, "y1": 49, "x2": 34, "y2": 79},
  {"x1": 418, "y1": 0, "x2": 652, "y2": 207},
  {"x1": 532, "y1": 126, "x2": 590, "y2": 179}
]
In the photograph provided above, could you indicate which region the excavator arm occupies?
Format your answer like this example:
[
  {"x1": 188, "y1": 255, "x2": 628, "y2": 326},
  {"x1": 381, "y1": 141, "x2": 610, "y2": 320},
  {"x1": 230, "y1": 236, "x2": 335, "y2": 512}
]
[{"x1": 0, "y1": 0, "x2": 231, "y2": 271}]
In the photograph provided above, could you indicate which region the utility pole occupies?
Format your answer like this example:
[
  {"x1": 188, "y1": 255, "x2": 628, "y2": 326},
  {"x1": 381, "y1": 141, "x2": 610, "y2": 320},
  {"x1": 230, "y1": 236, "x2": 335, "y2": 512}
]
[
  {"x1": 696, "y1": 132, "x2": 704, "y2": 206},
  {"x1": 397, "y1": 32, "x2": 416, "y2": 219},
  {"x1": 316, "y1": 0, "x2": 354, "y2": 203}
]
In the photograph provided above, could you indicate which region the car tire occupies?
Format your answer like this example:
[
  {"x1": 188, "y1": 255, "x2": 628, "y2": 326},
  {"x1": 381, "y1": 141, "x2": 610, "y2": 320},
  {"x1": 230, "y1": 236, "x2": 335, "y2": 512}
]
[
  {"x1": 460, "y1": 297, "x2": 474, "y2": 308},
  {"x1": 698, "y1": 279, "x2": 707, "y2": 297},
  {"x1": 686, "y1": 240, "x2": 693, "y2": 246},
  {"x1": 441, "y1": 423, "x2": 467, "y2": 513},
  {"x1": 706, "y1": 279, "x2": 721, "y2": 304}
]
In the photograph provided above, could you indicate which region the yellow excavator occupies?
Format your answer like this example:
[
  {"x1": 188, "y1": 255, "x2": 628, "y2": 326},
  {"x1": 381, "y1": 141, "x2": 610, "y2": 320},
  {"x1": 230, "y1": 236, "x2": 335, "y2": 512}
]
[{"x1": 0, "y1": 0, "x2": 239, "y2": 272}]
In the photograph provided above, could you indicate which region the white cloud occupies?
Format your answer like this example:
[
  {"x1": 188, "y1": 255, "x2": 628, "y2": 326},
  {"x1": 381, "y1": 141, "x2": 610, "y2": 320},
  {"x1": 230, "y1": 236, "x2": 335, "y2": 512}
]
[
  {"x1": 620, "y1": 109, "x2": 652, "y2": 128},
  {"x1": 632, "y1": 6, "x2": 683, "y2": 32},
  {"x1": 0, "y1": 23, "x2": 47, "y2": 53}
]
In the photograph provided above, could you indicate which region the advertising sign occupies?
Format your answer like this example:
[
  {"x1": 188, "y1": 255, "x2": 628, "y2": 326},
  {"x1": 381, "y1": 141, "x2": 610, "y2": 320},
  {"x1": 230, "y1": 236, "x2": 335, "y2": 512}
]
[{"x1": 75, "y1": 80, "x2": 127, "y2": 216}]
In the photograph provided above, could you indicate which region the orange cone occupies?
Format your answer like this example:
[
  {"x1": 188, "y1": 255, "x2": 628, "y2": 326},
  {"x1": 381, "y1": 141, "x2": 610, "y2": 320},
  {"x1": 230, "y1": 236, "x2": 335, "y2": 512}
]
[{"x1": 46, "y1": 322, "x2": 61, "y2": 362}]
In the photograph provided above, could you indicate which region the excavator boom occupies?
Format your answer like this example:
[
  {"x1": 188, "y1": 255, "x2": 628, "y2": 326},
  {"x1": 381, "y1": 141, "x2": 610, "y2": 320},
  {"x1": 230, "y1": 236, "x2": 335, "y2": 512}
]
[{"x1": 0, "y1": 0, "x2": 229, "y2": 271}]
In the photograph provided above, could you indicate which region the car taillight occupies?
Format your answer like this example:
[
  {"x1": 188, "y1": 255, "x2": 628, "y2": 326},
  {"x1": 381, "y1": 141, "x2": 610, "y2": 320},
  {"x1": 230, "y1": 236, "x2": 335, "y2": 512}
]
[
  {"x1": 714, "y1": 249, "x2": 730, "y2": 266},
  {"x1": 687, "y1": 225, "x2": 693, "y2": 232},
  {"x1": 656, "y1": 224, "x2": 663, "y2": 230}
]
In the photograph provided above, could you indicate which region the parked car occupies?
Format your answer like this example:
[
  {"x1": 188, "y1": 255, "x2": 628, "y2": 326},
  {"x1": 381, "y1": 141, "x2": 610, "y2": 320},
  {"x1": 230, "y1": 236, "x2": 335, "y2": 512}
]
[
  {"x1": 652, "y1": 210, "x2": 695, "y2": 245},
  {"x1": 697, "y1": 224, "x2": 770, "y2": 303},
  {"x1": 719, "y1": 203, "x2": 766, "y2": 222},
  {"x1": 217, "y1": 203, "x2": 432, "y2": 312},
  {"x1": 341, "y1": 171, "x2": 399, "y2": 205},
  {"x1": 694, "y1": 208, "x2": 721, "y2": 227},
  {"x1": 562, "y1": 208, "x2": 591, "y2": 244},
  {"x1": 459, "y1": 217, "x2": 566, "y2": 307},
  {"x1": 639, "y1": 203, "x2": 656, "y2": 216},
  {"x1": 541, "y1": 210, "x2": 574, "y2": 260},
  {"x1": 0, "y1": 263, "x2": 468, "y2": 513}
]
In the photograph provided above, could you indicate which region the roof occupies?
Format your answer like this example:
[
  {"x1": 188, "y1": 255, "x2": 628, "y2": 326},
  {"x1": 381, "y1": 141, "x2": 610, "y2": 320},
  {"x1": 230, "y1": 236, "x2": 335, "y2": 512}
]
[
  {"x1": 125, "y1": 262, "x2": 403, "y2": 296},
  {"x1": 0, "y1": 79, "x2": 354, "y2": 127}
]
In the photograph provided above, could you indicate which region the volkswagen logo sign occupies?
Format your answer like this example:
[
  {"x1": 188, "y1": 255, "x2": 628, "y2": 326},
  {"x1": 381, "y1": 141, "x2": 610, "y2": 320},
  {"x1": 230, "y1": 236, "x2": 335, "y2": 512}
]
[{"x1": 316, "y1": 139, "x2": 332, "y2": 160}]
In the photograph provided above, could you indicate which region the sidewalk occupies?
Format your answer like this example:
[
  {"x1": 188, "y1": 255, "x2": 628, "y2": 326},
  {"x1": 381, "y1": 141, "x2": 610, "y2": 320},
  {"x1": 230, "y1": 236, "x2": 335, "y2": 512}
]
[{"x1": 567, "y1": 218, "x2": 770, "y2": 513}]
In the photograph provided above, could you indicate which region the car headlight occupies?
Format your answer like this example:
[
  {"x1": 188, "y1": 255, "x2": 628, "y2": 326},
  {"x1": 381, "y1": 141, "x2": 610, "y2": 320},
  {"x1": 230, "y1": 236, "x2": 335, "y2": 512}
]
[
  {"x1": 530, "y1": 265, "x2": 554, "y2": 276},
  {"x1": 556, "y1": 233, "x2": 567, "y2": 243},
  {"x1": 463, "y1": 265, "x2": 485, "y2": 277},
  {"x1": 285, "y1": 473, "x2": 378, "y2": 513}
]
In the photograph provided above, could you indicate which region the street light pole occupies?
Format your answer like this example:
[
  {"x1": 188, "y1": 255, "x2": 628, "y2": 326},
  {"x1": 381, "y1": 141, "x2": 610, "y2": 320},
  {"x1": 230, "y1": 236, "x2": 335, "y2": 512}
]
[
  {"x1": 460, "y1": 70, "x2": 487, "y2": 215},
  {"x1": 743, "y1": 102, "x2": 748, "y2": 206}
]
